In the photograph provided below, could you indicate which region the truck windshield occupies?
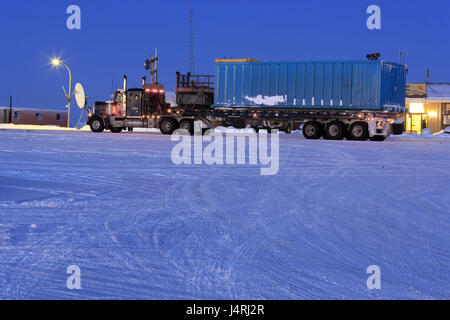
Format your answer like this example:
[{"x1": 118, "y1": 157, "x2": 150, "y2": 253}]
[{"x1": 115, "y1": 93, "x2": 123, "y2": 107}]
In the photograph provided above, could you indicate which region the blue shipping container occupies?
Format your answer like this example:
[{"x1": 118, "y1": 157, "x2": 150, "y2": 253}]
[{"x1": 213, "y1": 60, "x2": 406, "y2": 112}]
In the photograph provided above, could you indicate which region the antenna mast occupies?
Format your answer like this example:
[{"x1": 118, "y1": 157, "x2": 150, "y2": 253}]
[
  {"x1": 145, "y1": 49, "x2": 159, "y2": 84},
  {"x1": 399, "y1": 48, "x2": 408, "y2": 65},
  {"x1": 426, "y1": 67, "x2": 431, "y2": 82},
  {"x1": 189, "y1": 0, "x2": 195, "y2": 74}
]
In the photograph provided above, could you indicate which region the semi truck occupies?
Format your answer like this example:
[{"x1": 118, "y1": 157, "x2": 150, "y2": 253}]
[{"x1": 87, "y1": 56, "x2": 407, "y2": 141}]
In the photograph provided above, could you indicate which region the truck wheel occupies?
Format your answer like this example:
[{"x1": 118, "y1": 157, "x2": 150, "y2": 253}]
[
  {"x1": 348, "y1": 122, "x2": 369, "y2": 141},
  {"x1": 159, "y1": 118, "x2": 177, "y2": 135},
  {"x1": 110, "y1": 127, "x2": 123, "y2": 133},
  {"x1": 303, "y1": 121, "x2": 322, "y2": 139},
  {"x1": 180, "y1": 119, "x2": 195, "y2": 135},
  {"x1": 369, "y1": 136, "x2": 387, "y2": 142},
  {"x1": 231, "y1": 118, "x2": 246, "y2": 129},
  {"x1": 324, "y1": 121, "x2": 345, "y2": 140},
  {"x1": 90, "y1": 116, "x2": 105, "y2": 133}
]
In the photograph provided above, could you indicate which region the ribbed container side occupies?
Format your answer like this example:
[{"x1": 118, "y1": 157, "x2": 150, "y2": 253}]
[{"x1": 213, "y1": 60, "x2": 406, "y2": 112}]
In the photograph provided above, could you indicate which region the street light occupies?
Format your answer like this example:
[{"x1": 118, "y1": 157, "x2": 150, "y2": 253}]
[{"x1": 51, "y1": 58, "x2": 72, "y2": 128}]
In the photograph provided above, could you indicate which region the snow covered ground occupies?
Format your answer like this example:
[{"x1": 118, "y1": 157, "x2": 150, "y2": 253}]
[{"x1": 0, "y1": 129, "x2": 449, "y2": 300}]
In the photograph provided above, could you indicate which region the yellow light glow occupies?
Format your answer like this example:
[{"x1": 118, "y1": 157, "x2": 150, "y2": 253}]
[
  {"x1": 51, "y1": 58, "x2": 61, "y2": 67},
  {"x1": 409, "y1": 103, "x2": 424, "y2": 114},
  {"x1": 428, "y1": 111, "x2": 437, "y2": 118}
]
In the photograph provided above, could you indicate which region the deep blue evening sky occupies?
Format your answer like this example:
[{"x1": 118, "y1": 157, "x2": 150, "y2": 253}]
[{"x1": 0, "y1": 0, "x2": 449, "y2": 109}]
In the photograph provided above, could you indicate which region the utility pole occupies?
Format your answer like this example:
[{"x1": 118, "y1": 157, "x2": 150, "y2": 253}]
[
  {"x1": 426, "y1": 68, "x2": 431, "y2": 82},
  {"x1": 9, "y1": 95, "x2": 12, "y2": 123},
  {"x1": 189, "y1": 0, "x2": 195, "y2": 74},
  {"x1": 399, "y1": 49, "x2": 408, "y2": 65}
]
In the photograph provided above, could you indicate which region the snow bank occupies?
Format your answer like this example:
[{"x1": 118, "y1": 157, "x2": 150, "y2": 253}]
[
  {"x1": 444, "y1": 127, "x2": 450, "y2": 134},
  {"x1": 291, "y1": 129, "x2": 304, "y2": 136},
  {"x1": 392, "y1": 131, "x2": 450, "y2": 139},
  {"x1": 213, "y1": 126, "x2": 256, "y2": 134},
  {"x1": 0, "y1": 124, "x2": 90, "y2": 132},
  {"x1": 130, "y1": 128, "x2": 161, "y2": 133}
]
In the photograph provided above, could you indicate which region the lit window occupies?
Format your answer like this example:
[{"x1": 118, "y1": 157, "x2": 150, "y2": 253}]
[{"x1": 409, "y1": 103, "x2": 424, "y2": 113}]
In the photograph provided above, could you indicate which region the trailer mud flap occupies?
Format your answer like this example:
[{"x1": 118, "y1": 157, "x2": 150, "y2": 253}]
[{"x1": 368, "y1": 120, "x2": 390, "y2": 137}]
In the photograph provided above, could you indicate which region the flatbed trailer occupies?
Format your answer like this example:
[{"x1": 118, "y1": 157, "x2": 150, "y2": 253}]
[{"x1": 163, "y1": 107, "x2": 397, "y2": 141}]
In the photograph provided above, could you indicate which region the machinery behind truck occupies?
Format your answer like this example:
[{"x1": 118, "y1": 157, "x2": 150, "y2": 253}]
[{"x1": 88, "y1": 55, "x2": 407, "y2": 141}]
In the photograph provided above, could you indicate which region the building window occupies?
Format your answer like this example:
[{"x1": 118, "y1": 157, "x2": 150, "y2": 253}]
[
  {"x1": 36, "y1": 113, "x2": 43, "y2": 121},
  {"x1": 14, "y1": 111, "x2": 21, "y2": 120},
  {"x1": 56, "y1": 114, "x2": 62, "y2": 121},
  {"x1": 409, "y1": 103, "x2": 424, "y2": 113},
  {"x1": 444, "y1": 104, "x2": 450, "y2": 126}
]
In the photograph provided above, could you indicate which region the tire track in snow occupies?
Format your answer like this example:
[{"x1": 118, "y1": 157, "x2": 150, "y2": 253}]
[{"x1": 158, "y1": 172, "x2": 267, "y2": 299}]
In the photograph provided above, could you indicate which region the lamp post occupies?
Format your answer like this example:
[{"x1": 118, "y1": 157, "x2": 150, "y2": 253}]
[
  {"x1": 51, "y1": 58, "x2": 72, "y2": 128},
  {"x1": 9, "y1": 95, "x2": 12, "y2": 123}
]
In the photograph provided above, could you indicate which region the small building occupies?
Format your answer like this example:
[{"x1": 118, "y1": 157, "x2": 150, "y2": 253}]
[
  {"x1": 0, "y1": 107, "x2": 68, "y2": 127},
  {"x1": 404, "y1": 83, "x2": 450, "y2": 134}
]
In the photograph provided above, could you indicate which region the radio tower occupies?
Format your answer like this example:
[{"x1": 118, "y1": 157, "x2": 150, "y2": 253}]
[{"x1": 189, "y1": 0, "x2": 195, "y2": 74}]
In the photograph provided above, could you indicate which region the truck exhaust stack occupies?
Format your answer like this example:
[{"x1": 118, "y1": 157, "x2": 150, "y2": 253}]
[{"x1": 123, "y1": 75, "x2": 127, "y2": 91}]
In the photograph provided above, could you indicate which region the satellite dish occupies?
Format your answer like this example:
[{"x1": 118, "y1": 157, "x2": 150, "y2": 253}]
[
  {"x1": 74, "y1": 83, "x2": 86, "y2": 109},
  {"x1": 73, "y1": 83, "x2": 93, "y2": 130},
  {"x1": 144, "y1": 59, "x2": 151, "y2": 71}
]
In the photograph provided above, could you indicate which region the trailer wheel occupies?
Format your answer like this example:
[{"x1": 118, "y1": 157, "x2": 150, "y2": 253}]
[
  {"x1": 282, "y1": 123, "x2": 293, "y2": 134},
  {"x1": 180, "y1": 119, "x2": 195, "y2": 135},
  {"x1": 369, "y1": 136, "x2": 387, "y2": 142},
  {"x1": 232, "y1": 118, "x2": 246, "y2": 129},
  {"x1": 347, "y1": 122, "x2": 369, "y2": 141},
  {"x1": 110, "y1": 127, "x2": 123, "y2": 133},
  {"x1": 224, "y1": 118, "x2": 246, "y2": 129},
  {"x1": 159, "y1": 118, "x2": 177, "y2": 135},
  {"x1": 303, "y1": 121, "x2": 322, "y2": 139},
  {"x1": 324, "y1": 121, "x2": 345, "y2": 140},
  {"x1": 90, "y1": 116, "x2": 105, "y2": 133}
]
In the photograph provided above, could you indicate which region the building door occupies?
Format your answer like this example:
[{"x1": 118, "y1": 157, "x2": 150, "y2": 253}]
[
  {"x1": 406, "y1": 114, "x2": 427, "y2": 134},
  {"x1": 126, "y1": 91, "x2": 143, "y2": 117}
]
